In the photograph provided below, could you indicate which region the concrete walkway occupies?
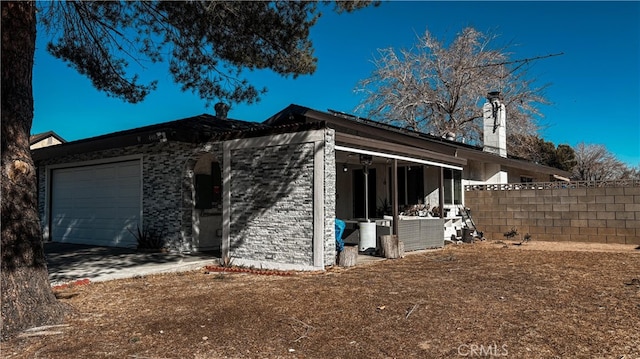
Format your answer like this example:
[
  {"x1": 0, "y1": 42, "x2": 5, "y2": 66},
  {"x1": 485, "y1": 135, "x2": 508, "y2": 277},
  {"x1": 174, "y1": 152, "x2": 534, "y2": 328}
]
[{"x1": 44, "y1": 243, "x2": 219, "y2": 286}]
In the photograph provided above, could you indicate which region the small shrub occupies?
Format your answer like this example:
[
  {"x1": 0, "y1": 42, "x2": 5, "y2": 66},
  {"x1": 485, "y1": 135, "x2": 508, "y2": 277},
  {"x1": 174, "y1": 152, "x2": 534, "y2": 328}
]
[
  {"x1": 129, "y1": 225, "x2": 166, "y2": 250},
  {"x1": 220, "y1": 255, "x2": 234, "y2": 268},
  {"x1": 503, "y1": 227, "x2": 518, "y2": 239}
]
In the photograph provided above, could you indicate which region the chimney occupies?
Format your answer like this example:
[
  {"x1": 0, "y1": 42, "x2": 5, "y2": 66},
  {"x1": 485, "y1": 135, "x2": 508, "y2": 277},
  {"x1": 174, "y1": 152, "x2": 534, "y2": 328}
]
[
  {"x1": 482, "y1": 91, "x2": 507, "y2": 157},
  {"x1": 214, "y1": 102, "x2": 230, "y2": 120}
]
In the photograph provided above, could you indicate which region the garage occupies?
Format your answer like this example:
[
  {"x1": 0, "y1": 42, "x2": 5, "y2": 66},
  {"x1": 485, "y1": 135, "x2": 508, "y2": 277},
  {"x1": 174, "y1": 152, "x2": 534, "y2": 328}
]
[{"x1": 50, "y1": 159, "x2": 141, "y2": 248}]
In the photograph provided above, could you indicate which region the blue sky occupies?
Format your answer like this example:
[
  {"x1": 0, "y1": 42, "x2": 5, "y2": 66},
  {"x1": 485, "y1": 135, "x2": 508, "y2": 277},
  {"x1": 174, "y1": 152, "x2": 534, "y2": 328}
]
[{"x1": 32, "y1": 1, "x2": 639, "y2": 165}]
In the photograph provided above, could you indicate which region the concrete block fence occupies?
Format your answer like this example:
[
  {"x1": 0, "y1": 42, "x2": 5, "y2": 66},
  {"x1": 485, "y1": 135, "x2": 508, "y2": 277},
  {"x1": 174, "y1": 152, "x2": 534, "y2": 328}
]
[{"x1": 464, "y1": 181, "x2": 640, "y2": 245}]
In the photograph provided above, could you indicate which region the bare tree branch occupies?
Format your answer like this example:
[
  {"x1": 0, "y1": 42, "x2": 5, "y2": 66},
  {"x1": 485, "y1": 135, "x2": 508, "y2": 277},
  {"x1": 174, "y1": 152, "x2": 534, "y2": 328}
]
[
  {"x1": 572, "y1": 143, "x2": 635, "y2": 180},
  {"x1": 355, "y1": 27, "x2": 553, "y2": 145}
]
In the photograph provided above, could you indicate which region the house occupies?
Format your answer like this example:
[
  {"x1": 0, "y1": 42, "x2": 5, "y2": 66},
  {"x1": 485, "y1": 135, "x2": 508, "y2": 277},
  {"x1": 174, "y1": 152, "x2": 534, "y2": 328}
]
[
  {"x1": 33, "y1": 99, "x2": 569, "y2": 270},
  {"x1": 30, "y1": 131, "x2": 66, "y2": 149},
  {"x1": 33, "y1": 110, "x2": 334, "y2": 271},
  {"x1": 265, "y1": 99, "x2": 570, "y2": 244}
]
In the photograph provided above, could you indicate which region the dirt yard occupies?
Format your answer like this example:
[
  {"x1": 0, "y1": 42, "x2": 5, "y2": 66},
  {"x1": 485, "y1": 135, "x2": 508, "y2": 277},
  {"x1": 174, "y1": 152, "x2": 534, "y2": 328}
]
[{"x1": 2, "y1": 240, "x2": 639, "y2": 358}]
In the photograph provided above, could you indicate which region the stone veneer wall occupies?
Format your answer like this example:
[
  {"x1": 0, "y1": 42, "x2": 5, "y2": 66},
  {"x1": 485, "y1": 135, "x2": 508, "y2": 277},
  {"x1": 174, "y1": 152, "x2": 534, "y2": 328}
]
[
  {"x1": 37, "y1": 128, "x2": 338, "y2": 268},
  {"x1": 228, "y1": 142, "x2": 317, "y2": 266},
  {"x1": 323, "y1": 129, "x2": 337, "y2": 266},
  {"x1": 464, "y1": 184, "x2": 640, "y2": 244},
  {"x1": 37, "y1": 141, "x2": 198, "y2": 250},
  {"x1": 223, "y1": 129, "x2": 335, "y2": 269}
]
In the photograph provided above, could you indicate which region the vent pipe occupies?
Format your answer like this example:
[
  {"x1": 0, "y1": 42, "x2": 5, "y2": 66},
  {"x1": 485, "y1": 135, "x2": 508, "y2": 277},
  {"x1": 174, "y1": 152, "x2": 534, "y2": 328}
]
[
  {"x1": 214, "y1": 102, "x2": 230, "y2": 120},
  {"x1": 482, "y1": 91, "x2": 507, "y2": 157}
]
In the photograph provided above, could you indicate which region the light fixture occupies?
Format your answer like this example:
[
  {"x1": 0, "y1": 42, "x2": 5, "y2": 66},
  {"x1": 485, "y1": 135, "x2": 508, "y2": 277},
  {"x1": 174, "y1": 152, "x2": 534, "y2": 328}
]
[
  {"x1": 343, "y1": 164, "x2": 348, "y2": 172},
  {"x1": 359, "y1": 154, "x2": 373, "y2": 166}
]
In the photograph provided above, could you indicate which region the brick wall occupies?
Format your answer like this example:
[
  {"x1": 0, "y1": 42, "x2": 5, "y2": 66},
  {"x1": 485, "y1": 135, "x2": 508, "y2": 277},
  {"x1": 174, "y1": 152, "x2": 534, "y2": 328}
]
[{"x1": 464, "y1": 183, "x2": 640, "y2": 244}]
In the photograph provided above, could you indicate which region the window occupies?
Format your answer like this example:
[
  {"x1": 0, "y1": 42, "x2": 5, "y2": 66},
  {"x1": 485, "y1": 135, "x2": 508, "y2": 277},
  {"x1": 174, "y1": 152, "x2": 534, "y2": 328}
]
[
  {"x1": 195, "y1": 174, "x2": 213, "y2": 209},
  {"x1": 520, "y1": 176, "x2": 533, "y2": 183},
  {"x1": 389, "y1": 166, "x2": 424, "y2": 206},
  {"x1": 443, "y1": 169, "x2": 462, "y2": 205},
  {"x1": 211, "y1": 162, "x2": 222, "y2": 205},
  {"x1": 195, "y1": 162, "x2": 222, "y2": 210},
  {"x1": 406, "y1": 166, "x2": 424, "y2": 205}
]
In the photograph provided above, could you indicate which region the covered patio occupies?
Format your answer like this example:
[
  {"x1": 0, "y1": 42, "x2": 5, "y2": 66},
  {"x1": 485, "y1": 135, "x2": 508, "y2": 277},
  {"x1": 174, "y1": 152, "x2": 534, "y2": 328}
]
[
  {"x1": 264, "y1": 104, "x2": 471, "y2": 255},
  {"x1": 334, "y1": 132, "x2": 467, "y2": 253}
]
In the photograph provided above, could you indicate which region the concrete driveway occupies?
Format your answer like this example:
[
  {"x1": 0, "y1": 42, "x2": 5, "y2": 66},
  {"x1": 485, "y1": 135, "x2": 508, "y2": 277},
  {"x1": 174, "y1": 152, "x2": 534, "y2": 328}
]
[{"x1": 44, "y1": 242, "x2": 219, "y2": 285}]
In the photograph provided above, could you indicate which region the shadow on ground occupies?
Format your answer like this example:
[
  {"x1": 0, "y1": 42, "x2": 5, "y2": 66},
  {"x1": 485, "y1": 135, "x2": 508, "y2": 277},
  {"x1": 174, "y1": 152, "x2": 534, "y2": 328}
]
[{"x1": 44, "y1": 242, "x2": 219, "y2": 284}]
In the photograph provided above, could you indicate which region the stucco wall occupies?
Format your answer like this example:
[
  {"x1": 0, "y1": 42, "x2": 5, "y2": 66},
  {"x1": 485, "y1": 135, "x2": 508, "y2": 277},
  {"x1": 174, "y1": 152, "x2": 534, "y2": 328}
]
[
  {"x1": 465, "y1": 184, "x2": 640, "y2": 244},
  {"x1": 30, "y1": 136, "x2": 63, "y2": 149}
]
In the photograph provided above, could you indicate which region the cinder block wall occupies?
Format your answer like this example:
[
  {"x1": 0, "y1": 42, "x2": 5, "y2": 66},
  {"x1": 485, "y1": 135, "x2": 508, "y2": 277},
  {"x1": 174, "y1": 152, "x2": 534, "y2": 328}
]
[{"x1": 465, "y1": 186, "x2": 640, "y2": 244}]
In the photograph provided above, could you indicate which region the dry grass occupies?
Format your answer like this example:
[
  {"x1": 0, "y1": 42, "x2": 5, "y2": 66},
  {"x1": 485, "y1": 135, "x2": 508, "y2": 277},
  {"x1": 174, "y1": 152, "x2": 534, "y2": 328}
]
[{"x1": 2, "y1": 240, "x2": 639, "y2": 358}]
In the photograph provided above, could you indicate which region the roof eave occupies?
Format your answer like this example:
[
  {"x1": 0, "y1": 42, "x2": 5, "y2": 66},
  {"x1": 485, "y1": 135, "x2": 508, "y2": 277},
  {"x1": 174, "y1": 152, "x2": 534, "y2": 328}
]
[{"x1": 458, "y1": 147, "x2": 572, "y2": 177}]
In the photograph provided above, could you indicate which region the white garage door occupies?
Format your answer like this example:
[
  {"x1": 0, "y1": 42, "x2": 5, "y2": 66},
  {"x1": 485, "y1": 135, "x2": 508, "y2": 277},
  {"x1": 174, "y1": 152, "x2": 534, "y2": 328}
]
[{"x1": 50, "y1": 160, "x2": 141, "y2": 248}]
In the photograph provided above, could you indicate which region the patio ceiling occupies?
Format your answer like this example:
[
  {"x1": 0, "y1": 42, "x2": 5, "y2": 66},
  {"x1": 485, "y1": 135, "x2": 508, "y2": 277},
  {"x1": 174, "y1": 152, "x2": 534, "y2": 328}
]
[
  {"x1": 336, "y1": 145, "x2": 463, "y2": 171},
  {"x1": 335, "y1": 132, "x2": 466, "y2": 170}
]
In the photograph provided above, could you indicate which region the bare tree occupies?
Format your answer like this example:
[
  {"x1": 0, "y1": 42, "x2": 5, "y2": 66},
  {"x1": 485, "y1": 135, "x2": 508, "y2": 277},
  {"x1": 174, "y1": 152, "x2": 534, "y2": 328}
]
[
  {"x1": 355, "y1": 27, "x2": 550, "y2": 144},
  {"x1": 619, "y1": 165, "x2": 640, "y2": 180},
  {"x1": 572, "y1": 143, "x2": 633, "y2": 180}
]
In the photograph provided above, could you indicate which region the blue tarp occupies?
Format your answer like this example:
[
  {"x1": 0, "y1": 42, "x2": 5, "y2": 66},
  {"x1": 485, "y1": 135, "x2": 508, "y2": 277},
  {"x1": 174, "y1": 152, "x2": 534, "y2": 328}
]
[{"x1": 335, "y1": 218, "x2": 346, "y2": 252}]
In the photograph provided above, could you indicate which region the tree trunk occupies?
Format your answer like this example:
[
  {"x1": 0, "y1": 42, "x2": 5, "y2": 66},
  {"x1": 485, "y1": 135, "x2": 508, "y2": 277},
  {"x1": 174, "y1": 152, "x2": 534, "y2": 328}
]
[
  {"x1": 380, "y1": 235, "x2": 404, "y2": 259},
  {"x1": 338, "y1": 245, "x2": 358, "y2": 267},
  {"x1": 1, "y1": 1, "x2": 67, "y2": 340}
]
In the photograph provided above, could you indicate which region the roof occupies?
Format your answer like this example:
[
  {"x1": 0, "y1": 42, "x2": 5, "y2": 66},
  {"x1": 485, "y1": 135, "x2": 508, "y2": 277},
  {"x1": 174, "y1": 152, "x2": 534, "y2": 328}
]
[
  {"x1": 31, "y1": 104, "x2": 572, "y2": 178},
  {"x1": 32, "y1": 114, "x2": 263, "y2": 161},
  {"x1": 264, "y1": 104, "x2": 464, "y2": 163},
  {"x1": 265, "y1": 104, "x2": 571, "y2": 177},
  {"x1": 32, "y1": 113, "x2": 324, "y2": 162},
  {"x1": 30, "y1": 131, "x2": 66, "y2": 145},
  {"x1": 266, "y1": 104, "x2": 481, "y2": 148}
]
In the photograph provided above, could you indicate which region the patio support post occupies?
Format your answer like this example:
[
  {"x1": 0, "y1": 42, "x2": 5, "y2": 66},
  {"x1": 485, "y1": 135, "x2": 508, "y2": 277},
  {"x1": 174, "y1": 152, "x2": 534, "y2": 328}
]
[
  {"x1": 312, "y1": 139, "x2": 324, "y2": 268},
  {"x1": 392, "y1": 159, "x2": 399, "y2": 235},
  {"x1": 221, "y1": 141, "x2": 231, "y2": 260},
  {"x1": 439, "y1": 166, "x2": 445, "y2": 219}
]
